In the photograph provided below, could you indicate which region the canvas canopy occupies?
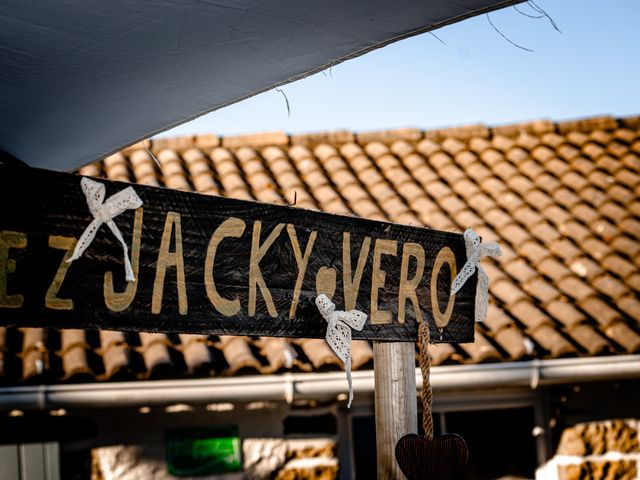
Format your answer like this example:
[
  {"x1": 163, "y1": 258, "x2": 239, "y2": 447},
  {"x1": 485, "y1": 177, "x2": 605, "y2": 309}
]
[{"x1": 0, "y1": 0, "x2": 520, "y2": 171}]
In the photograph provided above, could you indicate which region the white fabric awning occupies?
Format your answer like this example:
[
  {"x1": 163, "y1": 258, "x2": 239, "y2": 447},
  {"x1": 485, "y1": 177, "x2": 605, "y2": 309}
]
[{"x1": 0, "y1": 0, "x2": 520, "y2": 170}]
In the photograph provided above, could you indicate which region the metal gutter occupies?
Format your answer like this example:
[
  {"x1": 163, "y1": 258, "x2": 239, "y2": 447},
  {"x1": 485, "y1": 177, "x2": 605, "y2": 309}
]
[{"x1": 1, "y1": 355, "x2": 639, "y2": 410}]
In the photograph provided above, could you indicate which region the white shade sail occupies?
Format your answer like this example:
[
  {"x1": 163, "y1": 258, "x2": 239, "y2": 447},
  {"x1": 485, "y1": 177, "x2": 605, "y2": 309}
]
[{"x1": 0, "y1": 0, "x2": 520, "y2": 170}]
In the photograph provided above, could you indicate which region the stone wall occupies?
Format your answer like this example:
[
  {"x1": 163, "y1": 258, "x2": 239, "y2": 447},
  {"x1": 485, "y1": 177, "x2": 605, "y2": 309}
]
[
  {"x1": 537, "y1": 420, "x2": 640, "y2": 480},
  {"x1": 93, "y1": 438, "x2": 337, "y2": 480}
]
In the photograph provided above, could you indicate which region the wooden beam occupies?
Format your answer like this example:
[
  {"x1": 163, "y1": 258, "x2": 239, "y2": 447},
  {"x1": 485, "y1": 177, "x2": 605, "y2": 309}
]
[
  {"x1": 374, "y1": 341, "x2": 417, "y2": 479},
  {"x1": 0, "y1": 165, "x2": 475, "y2": 342}
]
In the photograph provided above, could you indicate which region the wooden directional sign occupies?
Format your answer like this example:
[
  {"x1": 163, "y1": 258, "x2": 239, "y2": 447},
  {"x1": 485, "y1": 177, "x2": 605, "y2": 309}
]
[{"x1": 0, "y1": 165, "x2": 476, "y2": 342}]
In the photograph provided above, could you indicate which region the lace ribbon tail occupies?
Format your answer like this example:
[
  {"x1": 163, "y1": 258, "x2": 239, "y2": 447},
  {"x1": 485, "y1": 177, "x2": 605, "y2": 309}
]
[
  {"x1": 345, "y1": 355, "x2": 353, "y2": 408},
  {"x1": 67, "y1": 219, "x2": 101, "y2": 264},
  {"x1": 106, "y1": 220, "x2": 136, "y2": 282},
  {"x1": 451, "y1": 268, "x2": 473, "y2": 295},
  {"x1": 475, "y1": 267, "x2": 489, "y2": 323}
]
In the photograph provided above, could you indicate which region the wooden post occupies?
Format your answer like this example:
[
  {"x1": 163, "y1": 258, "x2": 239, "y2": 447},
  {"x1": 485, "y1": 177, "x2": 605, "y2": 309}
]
[{"x1": 374, "y1": 341, "x2": 417, "y2": 479}]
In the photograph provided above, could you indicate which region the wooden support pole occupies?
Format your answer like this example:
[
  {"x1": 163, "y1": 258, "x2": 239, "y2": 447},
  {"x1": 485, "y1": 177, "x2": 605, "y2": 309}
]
[{"x1": 374, "y1": 341, "x2": 417, "y2": 479}]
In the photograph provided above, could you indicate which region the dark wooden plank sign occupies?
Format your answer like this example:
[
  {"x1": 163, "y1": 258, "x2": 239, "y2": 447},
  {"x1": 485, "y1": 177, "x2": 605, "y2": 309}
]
[{"x1": 0, "y1": 165, "x2": 476, "y2": 342}]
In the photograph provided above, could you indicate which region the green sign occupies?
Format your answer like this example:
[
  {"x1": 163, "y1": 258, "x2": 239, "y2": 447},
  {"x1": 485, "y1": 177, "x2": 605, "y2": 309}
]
[{"x1": 165, "y1": 426, "x2": 242, "y2": 476}]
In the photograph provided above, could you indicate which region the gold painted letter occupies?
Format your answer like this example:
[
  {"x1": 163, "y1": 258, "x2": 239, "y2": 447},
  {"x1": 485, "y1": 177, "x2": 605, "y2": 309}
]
[
  {"x1": 342, "y1": 233, "x2": 371, "y2": 311},
  {"x1": 287, "y1": 225, "x2": 317, "y2": 319},
  {"x1": 430, "y1": 246, "x2": 457, "y2": 328},
  {"x1": 398, "y1": 242, "x2": 425, "y2": 324},
  {"x1": 0, "y1": 231, "x2": 27, "y2": 308},
  {"x1": 46, "y1": 235, "x2": 77, "y2": 310},
  {"x1": 205, "y1": 217, "x2": 246, "y2": 316},
  {"x1": 370, "y1": 239, "x2": 397, "y2": 324},
  {"x1": 248, "y1": 221, "x2": 284, "y2": 317},
  {"x1": 152, "y1": 211, "x2": 188, "y2": 315},
  {"x1": 104, "y1": 208, "x2": 143, "y2": 312}
]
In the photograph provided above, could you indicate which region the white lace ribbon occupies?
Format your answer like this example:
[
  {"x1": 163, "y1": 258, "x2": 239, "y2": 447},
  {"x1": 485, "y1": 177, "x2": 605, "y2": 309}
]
[
  {"x1": 67, "y1": 178, "x2": 143, "y2": 282},
  {"x1": 315, "y1": 294, "x2": 367, "y2": 408},
  {"x1": 450, "y1": 228, "x2": 502, "y2": 323}
]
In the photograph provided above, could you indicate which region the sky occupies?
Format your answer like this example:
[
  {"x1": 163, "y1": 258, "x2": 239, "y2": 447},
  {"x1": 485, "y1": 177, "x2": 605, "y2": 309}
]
[{"x1": 158, "y1": 0, "x2": 640, "y2": 139}]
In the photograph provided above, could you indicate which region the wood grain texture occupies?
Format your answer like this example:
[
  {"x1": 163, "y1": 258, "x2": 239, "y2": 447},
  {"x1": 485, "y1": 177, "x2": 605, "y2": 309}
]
[
  {"x1": 395, "y1": 433, "x2": 469, "y2": 480},
  {"x1": 0, "y1": 166, "x2": 476, "y2": 342},
  {"x1": 374, "y1": 342, "x2": 417, "y2": 479}
]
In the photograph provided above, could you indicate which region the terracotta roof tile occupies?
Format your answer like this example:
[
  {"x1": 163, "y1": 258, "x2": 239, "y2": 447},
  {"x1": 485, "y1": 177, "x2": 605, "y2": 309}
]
[
  {"x1": 603, "y1": 322, "x2": 640, "y2": 353},
  {"x1": 620, "y1": 217, "x2": 640, "y2": 239},
  {"x1": 507, "y1": 175, "x2": 537, "y2": 195},
  {"x1": 129, "y1": 149, "x2": 160, "y2": 186},
  {"x1": 291, "y1": 130, "x2": 354, "y2": 147},
  {"x1": 493, "y1": 327, "x2": 529, "y2": 361},
  {"x1": 503, "y1": 258, "x2": 538, "y2": 283},
  {"x1": 558, "y1": 116, "x2": 617, "y2": 134},
  {"x1": 498, "y1": 119, "x2": 555, "y2": 136},
  {"x1": 546, "y1": 300, "x2": 585, "y2": 327},
  {"x1": 179, "y1": 334, "x2": 213, "y2": 374},
  {"x1": 568, "y1": 324, "x2": 611, "y2": 355},
  {"x1": 570, "y1": 156, "x2": 597, "y2": 176},
  {"x1": 424, "y1": 123, "x2": 489, "y2": 141},
  {"x1": 579, "y1": 297, "x2": 621, "y2": 327},
  {"x1": 517, "y1": 240, "x2": 551, "y2": 265},
  {"x1": 492, "y1": 279, "x2": 527, "y2": 305},
  {"x1": 579, "y1": 237, "x2": 613, "y2": 261},
  {"x1": 510, "y1": 301, "x2": 552, "y2": 330},
  {"x1": 139, "y1": 333, "x2": 174, "y2": 379},
  {"x1": 557, "y1": 144, "x2": 581, "y2": 162},
  {"x1": 468, "y1": 136, "x2": 491, "y2": 154},
  {"x1": 579, "y1": 185, "x2": 608, "y2": 207},
  {"x1": 297, "y1": 339, "x2": 342, "y2": 370},
  {"x1": 78, "y1": 162, "x2": 103, "y2": 178},
  {"x1": 459, "y1": 330, "x2": 502, "y2": 363},
  {"x1": 429, "y1": 343, "x2": 460, "y2": 366},
  {"x1": 566, "y1": 131, "x2": 590, "y2": 147},
  {"x1": 193, "y1": 134, "x2": 220, "y2": 150},
  {"x1": 222, "y1": 131, "x2": 288, "y2": 149},
  {"x1": 57, "y1": 329, "x2": 95, "y2": 382},
  {"x1": 523, "y1": 278, "x2": 561, "y2": 304},
  {"x1": 538, "y1": 258, "x2": 572, "y2": 282},
  {"x1": 591, "y1": 275, "x2": 629, "y2": 300},
  {"x1": 514, "y1": 132, "x2": 540, "y2": 150},
  {"x1": 483, "y1": 304, "x2": 515, "y2": 332},
  {"x1": 618, "y1": 296, "x2": 640, "y2": 321},
  {"x1": 103, "y1": 153, "x2": 131, "y2": 182},
  {"x1": 6, "y1": 113, "x2": 639, "y2": 386},
  {"x1": 530, "y1": 222, "x2": 562, "y2": 244},
  {"x1": 532, "y1": 145, "x2": 556, "y2": 163},
  {"x1": 534, "y1": 173, "x2": 562, "y2": 194},
  {"x1": 549, "y1": 238, "x2": 582, "y2": 262},
  {"x1": 100, "y1": 331, "x2": 131, "y2": 380},
  {"x1": 356, "y1": 127, "x2": 422, "y2": 145},
  {"x1": 530, "y1": 324, "x2": 576, "y2": 358},
  {"x1": 601, "y1": 254, "x2": 636, "y2": 279},
  {"x1": 582, "y1": 142, "x2": 606, "y2": 160},
  {"x1": 569, "y1": 257, "x2": 604, "y2": 280},
  {"x1": 505, "y1": 146, "x2": 529, "y2": 164},
  {"x1": 544, "y1": 206, "x2": 572, "y2": 228},
  {"x1": 558, "y1": 277, "x2": 597, "y2": 302},
  {"x1": 416, "y1": 138, "x2": 442, "y2": 157},
  {"x1": 217, "y1": 336, "x2": 262, "y2": 375},
  {"x1": 254, "y1": 338, "x2": 303, "y2": 373},
  {"x1": 610, "y1": 235, "x2": 640, "y2": 258}
]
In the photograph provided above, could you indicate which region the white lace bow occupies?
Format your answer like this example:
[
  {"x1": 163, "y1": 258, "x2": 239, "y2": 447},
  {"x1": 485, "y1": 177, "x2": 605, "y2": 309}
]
[
  {"x1": 450, "y1": 228, "x2": 502, "y2": 323},
  {"x1": 67, "y1": 178, "x2": 143, "y2": 282},
  {"x1": 316, "y1": 294, "x2": 367, "y2": 408}
]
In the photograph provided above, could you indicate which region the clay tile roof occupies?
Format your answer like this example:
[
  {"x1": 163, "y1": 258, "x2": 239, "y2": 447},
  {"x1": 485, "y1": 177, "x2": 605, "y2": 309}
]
[{"x1": 2, "y1": 113, "x2": 639, "y2": 386}]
